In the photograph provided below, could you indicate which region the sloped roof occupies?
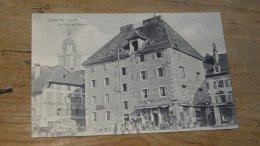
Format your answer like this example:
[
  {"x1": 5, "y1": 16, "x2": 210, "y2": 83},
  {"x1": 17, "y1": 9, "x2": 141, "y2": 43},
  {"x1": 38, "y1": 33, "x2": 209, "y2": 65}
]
[
  {"x1": 203, "y1": 53, "x2": 230, "y2": 78},
  {"x1": 32, "y1": 65, "x2": 84, "y2": 95},
  {"x1": 82, "y1": 16, "x2": 204, "y2": 66},
  {"x1": 125, "y1": 31, "x2": 147, "y2": 40}
]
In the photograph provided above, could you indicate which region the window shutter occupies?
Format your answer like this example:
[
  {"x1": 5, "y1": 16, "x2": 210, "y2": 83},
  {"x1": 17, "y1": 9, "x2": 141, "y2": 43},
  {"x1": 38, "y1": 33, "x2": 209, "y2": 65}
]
[
  {"x1": 146, "y1": 71, "x2": 149, "y2": 79},
  {"x1": 163, "y1": 67, "x2": 166, "y2": 77},
  {"x1": 161, "y1": 51, "x2": 164, "y2": 58},
  {"x1": 136, "y1": 56, "x2": 139, "y2": 64},
  {"x1": 152, "y1": 53, "x2": 155, "y2": 60},
  {"x1": 137, "y1": 72, "x2": 140, "y2": 81},
  {"x1": 215, "y1": 96, "x2": 219, "y2": 103}
]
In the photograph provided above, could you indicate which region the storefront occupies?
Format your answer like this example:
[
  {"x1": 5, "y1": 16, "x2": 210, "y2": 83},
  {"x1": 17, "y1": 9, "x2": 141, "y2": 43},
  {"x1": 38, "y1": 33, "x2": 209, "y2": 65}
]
[{"x1": 135, "y1": 104, "x2": 178, "y2": 130}]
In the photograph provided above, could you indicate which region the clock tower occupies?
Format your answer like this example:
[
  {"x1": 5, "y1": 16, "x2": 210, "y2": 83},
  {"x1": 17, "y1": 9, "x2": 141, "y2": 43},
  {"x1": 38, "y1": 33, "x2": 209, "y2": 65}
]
[{"x1": 57, "y1": 30, "x2": 81, "y2": 72}]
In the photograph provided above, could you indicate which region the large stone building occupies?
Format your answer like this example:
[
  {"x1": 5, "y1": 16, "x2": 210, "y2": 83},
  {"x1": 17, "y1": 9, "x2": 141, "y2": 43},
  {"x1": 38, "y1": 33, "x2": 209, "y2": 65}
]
[
  {"x1": 31, "y1": 34, "x2": 85, "y2": 137},
  {"x1": 82, "y1": 16, "x2": 209, "y2": 132},
  {"x1": 203, "y1": 43, "x2": 237, "y2": 126}
]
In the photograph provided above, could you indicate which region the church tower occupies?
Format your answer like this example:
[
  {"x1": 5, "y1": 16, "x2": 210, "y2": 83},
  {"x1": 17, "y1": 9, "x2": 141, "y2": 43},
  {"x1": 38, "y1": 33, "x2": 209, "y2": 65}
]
[{"x1": 57, "y1": 29, "x2": 81, "y2": 72}]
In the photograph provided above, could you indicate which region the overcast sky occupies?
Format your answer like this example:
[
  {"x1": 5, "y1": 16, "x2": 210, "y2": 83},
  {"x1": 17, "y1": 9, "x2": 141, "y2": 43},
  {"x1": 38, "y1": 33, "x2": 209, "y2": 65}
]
[{"x1": 32, "y1": 13, "x2": 227, "y2": 67}]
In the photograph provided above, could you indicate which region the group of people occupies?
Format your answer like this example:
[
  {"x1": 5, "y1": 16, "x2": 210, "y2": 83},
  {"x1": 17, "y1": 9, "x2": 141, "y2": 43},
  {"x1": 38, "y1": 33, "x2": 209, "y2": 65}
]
[{"x1": 113, "y1": 121, "x2": 142, "y2": 135}]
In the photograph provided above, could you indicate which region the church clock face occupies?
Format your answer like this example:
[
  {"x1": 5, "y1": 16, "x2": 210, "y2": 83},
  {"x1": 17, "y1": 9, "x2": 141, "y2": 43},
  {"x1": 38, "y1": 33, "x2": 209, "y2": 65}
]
[{"x1": 66, "y1": 45, "x2": 74, "y2": 54}]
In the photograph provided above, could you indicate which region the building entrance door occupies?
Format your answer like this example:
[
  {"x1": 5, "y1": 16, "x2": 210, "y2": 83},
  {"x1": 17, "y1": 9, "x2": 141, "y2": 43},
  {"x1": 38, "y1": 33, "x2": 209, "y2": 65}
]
[{"x1": 153, "y1": 113, "x2": 159, "y2": 126}]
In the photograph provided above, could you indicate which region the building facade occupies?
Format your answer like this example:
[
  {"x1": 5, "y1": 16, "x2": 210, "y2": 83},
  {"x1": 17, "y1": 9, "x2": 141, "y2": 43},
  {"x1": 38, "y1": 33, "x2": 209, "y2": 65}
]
[
  {"x1": 82, "y1": 16, "x2": 209, "y2": 132},
  {"x1": 32, "y1": 34, "x2": 85, "y2": 137},
  {"x1": 203, "y1": 43, "x2": 237, "y2": 126}
]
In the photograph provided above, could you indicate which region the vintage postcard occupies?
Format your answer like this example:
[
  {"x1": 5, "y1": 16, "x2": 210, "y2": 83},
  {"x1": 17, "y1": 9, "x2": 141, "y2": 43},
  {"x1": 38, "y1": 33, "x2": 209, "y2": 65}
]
[{"x1": 31, "y1": 13, "x2": 238, "y2": 138}]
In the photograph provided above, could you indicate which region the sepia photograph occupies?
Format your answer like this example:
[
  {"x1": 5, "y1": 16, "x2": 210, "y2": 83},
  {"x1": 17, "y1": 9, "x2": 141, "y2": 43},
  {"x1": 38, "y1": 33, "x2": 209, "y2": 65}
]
[{"x1": 31, "y1": 13, "x2": 238, "y2": 138}]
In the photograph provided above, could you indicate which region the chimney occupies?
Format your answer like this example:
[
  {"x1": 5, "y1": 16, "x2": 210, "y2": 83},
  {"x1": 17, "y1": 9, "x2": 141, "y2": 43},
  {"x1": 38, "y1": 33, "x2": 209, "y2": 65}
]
[
  {"x1": 143, "y1": 15, "x2": 162, "y2": 26},
  {"x1": 120, "y1": 24, "x2": 134, "y2": 33},
  {"x1": 212, "y1": 43, "x2": 219, "y2": 65},
  {"x1": 33, "y1": 63, "x2": 40, "y2": 79}
]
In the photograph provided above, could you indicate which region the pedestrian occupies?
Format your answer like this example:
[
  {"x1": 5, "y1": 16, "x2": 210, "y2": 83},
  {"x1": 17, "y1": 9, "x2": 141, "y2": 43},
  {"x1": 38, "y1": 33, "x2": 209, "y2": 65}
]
[
  {"x1": 120, "y1": 124, "x2": 125, "y2": 134},
  {"x1": 113, "y1": 124, "x2": 118, "y2": 135}
]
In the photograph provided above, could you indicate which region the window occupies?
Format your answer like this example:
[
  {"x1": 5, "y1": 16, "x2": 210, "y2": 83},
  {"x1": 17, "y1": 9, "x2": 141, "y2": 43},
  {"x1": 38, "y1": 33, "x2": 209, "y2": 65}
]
[
  {"x1": 106, "y1": 111, "x2": 111, "y2": 121},
  {"x1": 206, "y1": 82, "x2": 210, "y2": 90},
  {"x1": 62, "y1": 75, "x2": 66, "y2": 79},
  {"x1": 104, "y1": 94, "x2": 111, "y2": 103},
  {"x1": 156, "y1": 51, "x2": 163, "y2": 59},
  {"x1": 91, "y1": 96, "x2": 96, "y2": 104},
  {"x1": 215, "y1": 66, "x2": 220, "y2": 73},
  {"x1": 123, "y1": 101, "x2": 129, "y2": 110},
  {"x1": 104, "y1": 78, "x2": 110, "y2": 86},
  {"x1": 196, "y1": 111, "x2": 201, "y2": 117},
  {"x1": 181, "y1": 85, "x2": 186, "y2": 96},
  {"x1": 91, "y1": 80, "x2": 96, "y2": 87},
  {"x1": 196, "y1": 72, "x2": 200, "y2": 81},
  {"x1": 139, "y1": 54, "x2": 145, "y2": 62},
  {"x1": 91, "y1": 65, "x2": 95, "y2": 72},
  {"x1": 142, "y1": 89, "x2": 149, "y2": 98},
  {"x1": 219, "y1": 95, "x2": 227, "y2": 103},
  {"x1": 57, "y1": 108, "x2": 61, "y2": 116},
  {"x1": 213, "y1": 81, "x2": 217, "y2": 89},
  {"x1": 179, "y1": 67, "x2": 185, "y2": 78},
  {"x1": 124, "y1": 114, "x2": 130, "y2": 122},
  {"x1": 215, "y1": 96, "x2": 219, "y2": 103},
  {"x1": 76, "y1": 109, "x2": 80, "y2": 116},
  {"x1": 227, "y1": 94, "x2": 233, "y2": 102},
  {"x1": 92, "y1": 112, "x2": 97, "y2": 122},
  {"x1": 121, "y1": 67, "x2": 127, "y2": 76},
  {"x1": 225, "y1": 79, "x2": 230, "y2": 87},
  {"x1": 122, "y1": 83, "x2": 127, "y2": 92},
  {"x1": 217, "y1": 80, "x2": 224, "y2": 88},
  {"x1": 131, "y1": 41, "x2": 138, "y2": 52},
  {"x1": 104, "y1": 63, "x2": 109, "y2": 70},
  {"x1": 140, "y1": 71, "x2": 148, "y2": 80},
  {"x1": 159, "y1": 86, "x2": 167, "y2": 97},
  {"x1": 157, "y1": 67, "x2": 165, "y2": 77}
]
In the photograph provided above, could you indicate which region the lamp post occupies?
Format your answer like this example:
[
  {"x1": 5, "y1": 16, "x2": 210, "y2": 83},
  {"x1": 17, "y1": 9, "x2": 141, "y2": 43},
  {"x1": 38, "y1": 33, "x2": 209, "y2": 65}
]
[{"x1": 109, "y1": 44, "x2": 123, "y2": 125}]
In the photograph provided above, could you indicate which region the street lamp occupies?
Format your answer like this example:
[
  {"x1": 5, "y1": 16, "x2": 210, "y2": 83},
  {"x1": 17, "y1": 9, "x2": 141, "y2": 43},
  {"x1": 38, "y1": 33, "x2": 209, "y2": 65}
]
[{"x1": 109, "y1": 44, "x2": 123, "y2": 125}]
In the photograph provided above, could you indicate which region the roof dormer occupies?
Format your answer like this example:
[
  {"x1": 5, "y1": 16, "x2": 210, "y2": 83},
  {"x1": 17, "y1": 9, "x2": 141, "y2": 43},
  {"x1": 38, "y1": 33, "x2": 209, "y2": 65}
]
[{"x1": 126, "y1": 31, "x2": 147, "y2": 54}]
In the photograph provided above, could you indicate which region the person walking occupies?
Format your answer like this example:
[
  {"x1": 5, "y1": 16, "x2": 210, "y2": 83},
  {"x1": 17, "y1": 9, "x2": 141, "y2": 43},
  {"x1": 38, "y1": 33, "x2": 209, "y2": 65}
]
[{"x1": 113, "y1": 124, "x2": 118, "y2": 135}]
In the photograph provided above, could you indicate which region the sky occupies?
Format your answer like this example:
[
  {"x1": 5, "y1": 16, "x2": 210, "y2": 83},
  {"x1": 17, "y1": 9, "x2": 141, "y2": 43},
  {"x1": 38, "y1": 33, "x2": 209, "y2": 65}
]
[{"x1": 32, "y1": 13, "x2": 227, "y2": 67}]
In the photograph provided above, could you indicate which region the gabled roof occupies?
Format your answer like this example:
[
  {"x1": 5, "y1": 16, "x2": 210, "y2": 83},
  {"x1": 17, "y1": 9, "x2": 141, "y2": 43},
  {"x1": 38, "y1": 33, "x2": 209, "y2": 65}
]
[
  {"x1": 32, "y1": 65, "x2": 84, "y2": 95},
  {"x1": 203, "y1": 53, "x2": 230, "y2": 78},
  {"x1": 82, "y1": 16, "x2": 204, "y2": 66},
  {"x1": 125, "y1": 31, "x2": 148, "y2": 40}
]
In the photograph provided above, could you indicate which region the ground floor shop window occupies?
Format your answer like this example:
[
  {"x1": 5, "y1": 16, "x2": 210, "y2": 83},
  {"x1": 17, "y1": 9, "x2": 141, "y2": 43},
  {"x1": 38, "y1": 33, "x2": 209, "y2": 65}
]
[
  {"x1": 220, "y1": 108, "x2": 232, "y2": 124},
  {"x1": 160, "y1": 107, "x2": 177, "y2": 130},
  {"x1": 124, "y1": 114, "x2": 129, "y2": 122}
]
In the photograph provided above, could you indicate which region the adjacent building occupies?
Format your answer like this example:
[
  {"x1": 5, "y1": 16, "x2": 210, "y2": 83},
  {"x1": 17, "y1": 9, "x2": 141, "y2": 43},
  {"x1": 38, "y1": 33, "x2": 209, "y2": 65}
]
[
  {"x1": 203, "y1": 43, "x2": 237, "y2": 126},
  {"x1": 82, "y1": 16, "x2": 209, "y2": 131},
  {"x1": 31, "y1": 34, "x2": 85, "y2": 137}
]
